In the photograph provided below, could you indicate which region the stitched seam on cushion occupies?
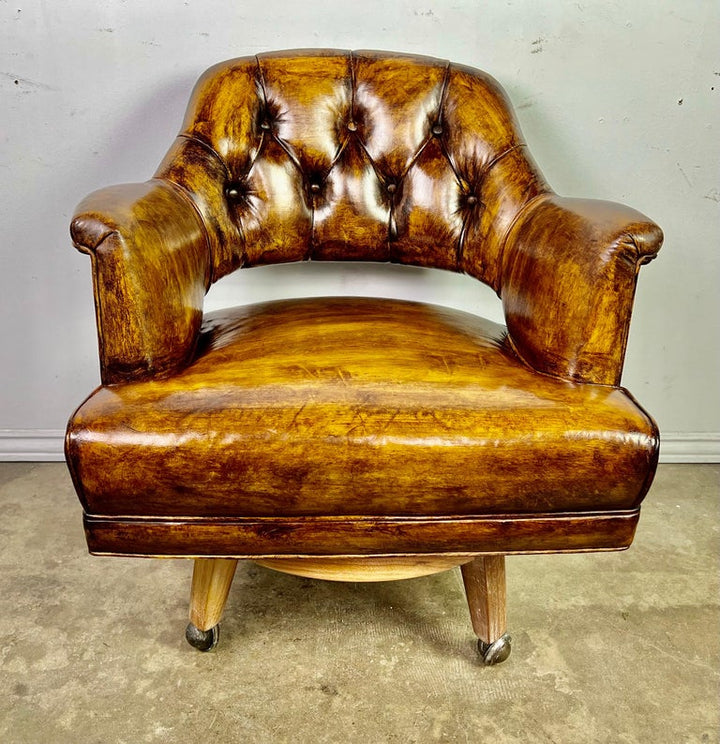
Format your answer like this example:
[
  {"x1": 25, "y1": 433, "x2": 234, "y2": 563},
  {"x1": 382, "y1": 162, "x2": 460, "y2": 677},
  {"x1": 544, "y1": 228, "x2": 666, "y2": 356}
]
[
  {"x1": 438, "y1": 64, "x2": 463, "y2": 186},
  {"x1": 84, "y1": 518, "x2": 636, "y2": 526}
]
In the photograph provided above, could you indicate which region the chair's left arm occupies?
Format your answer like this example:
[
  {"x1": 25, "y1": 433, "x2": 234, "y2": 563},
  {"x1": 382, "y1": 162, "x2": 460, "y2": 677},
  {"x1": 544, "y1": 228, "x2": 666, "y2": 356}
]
[
  {"x1": 71, "y1": 180, "x2": 211, "y2": 384},
  {"x1": 500, "y1": 194, "x2": 663, "y2": 386}
]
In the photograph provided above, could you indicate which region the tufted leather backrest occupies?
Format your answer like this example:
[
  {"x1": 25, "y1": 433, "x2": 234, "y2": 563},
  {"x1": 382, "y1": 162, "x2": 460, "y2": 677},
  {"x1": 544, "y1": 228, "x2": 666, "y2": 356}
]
[{"x1": 155, "y1": 50, "x2": 549, "y2": 291}]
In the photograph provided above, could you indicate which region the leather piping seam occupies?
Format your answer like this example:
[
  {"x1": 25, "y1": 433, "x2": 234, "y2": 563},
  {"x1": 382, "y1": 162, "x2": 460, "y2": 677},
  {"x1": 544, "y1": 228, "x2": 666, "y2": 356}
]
[
  {"x1": 177, "y1": 133, "x2": 231, "y2": 180},
  {"x1": 254, "y1": 56, "x2": 306, "y2": 176},
  {"x1": 173, "y1": 134, "x2": 242, "y2": 282},
  {"x1": 610, "y1": 263, "x2": 639, "y2": 384},
  {"x1": 65, "y1": 384, "x2": 104, "y2": 511},
  {"x1": 496, "y1": 189, "x2": 549, "y2": 296},
  {"x1": 483, "y1": 141, "x2": 525, "y2": 175},
  {"x1": 70, "y1": 225, "x2": 116, "y2": 254},
  {"x1": 254, "y1": 54, "x2": 269, "y2": 109},
  {"x1": 384, "y1": 133, "x2": 434, "y2": 255},
  {"x1": 503, "y1": 330, "x2": 622, "y2": 389},
  {"x1": 83, "y1": 508, "x2": 639, "y2": 523},
  {"x1": 85, "y1": 230, "x2": 117, "y2": 383},
  {"x1": 324, "y1": 52, "x2": 355, "y2": 177},
  {"x1": 620, "y1": 385, "x2": 661, "y2": 504},
  {"x1": 89, "y1": 548, "x2": 632, "y2": 558},
  {"x1": 437, "y1": 60, "x2": 452, "y2": 125},
  {"x1": 349, "y1": 136, "x2": 392, "y2": 262},
  {"x1": 396, "y1": 62, "x2": 448, "y2": 183},
  {"x1": 158, "y1": 177, "x2": 214, "y2": 291},
  {"x1": 79, "y1": 230, "x2": 190, "y2": 383},
  {"x1": 308, "y1": 134, "x2": 353, "y2": 260},
  {"x1": 349, "y1": 49, "x2": 357, "y2": 117},
  {"x1": 83, "y1": 182, "x2": 208, "y2": 373}
]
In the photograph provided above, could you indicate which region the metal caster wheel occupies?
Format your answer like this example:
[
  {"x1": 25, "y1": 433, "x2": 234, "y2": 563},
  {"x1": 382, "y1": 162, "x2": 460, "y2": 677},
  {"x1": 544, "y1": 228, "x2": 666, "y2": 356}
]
[
  {"x1": 185, "y1": 622, "x2": 219, "y2": 651},
  {"x1": 478, "y1": 634, "x2": 511, "y2": 665}
]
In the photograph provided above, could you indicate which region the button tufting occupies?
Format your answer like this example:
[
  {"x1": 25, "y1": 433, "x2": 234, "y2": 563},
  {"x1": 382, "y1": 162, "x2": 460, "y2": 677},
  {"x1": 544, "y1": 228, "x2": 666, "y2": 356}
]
[
  {"x1": 466, "y1": 195, "x2": 478, "y2": 205},
  {"x1": 260, "y1": 121, "x2": 271, "y2": 131},
  {"x1": 386, "y1": 183, "x2": 397, "y2": 194},
  {"x1": 225, "y1": 183, "x2": 244, "y2": 201},
  {"x1": 347, "y1": 121, "x2": 357, "y2": 132},
  {"x1": 310, "y1": 182, "x2": 322, "y2": 194},
  {"x1": 432, "y1": 124, "x2": 443, "y2": 136}
]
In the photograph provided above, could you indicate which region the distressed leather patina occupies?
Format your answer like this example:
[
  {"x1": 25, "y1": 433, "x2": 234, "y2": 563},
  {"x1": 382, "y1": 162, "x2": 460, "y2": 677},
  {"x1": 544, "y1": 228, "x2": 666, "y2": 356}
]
[{"x1": 66, "y1": 52, "x2": 662, "y2": 658}]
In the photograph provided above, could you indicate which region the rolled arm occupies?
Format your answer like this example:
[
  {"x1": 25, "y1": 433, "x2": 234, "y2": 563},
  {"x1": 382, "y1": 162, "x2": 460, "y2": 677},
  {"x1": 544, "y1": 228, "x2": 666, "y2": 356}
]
[
  {"x1": 500, "y1": 194, "x2": 663, "y2": 385},
  {"x1": 71, "y1": 179, "x2": 211, "y2": 384}
]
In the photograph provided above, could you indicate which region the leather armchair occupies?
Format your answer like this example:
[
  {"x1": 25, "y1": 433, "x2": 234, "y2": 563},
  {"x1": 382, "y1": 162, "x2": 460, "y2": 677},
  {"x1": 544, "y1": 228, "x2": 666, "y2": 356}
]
[{"x1": 66, "y1": 50, "x2": 662, "y2": 664}]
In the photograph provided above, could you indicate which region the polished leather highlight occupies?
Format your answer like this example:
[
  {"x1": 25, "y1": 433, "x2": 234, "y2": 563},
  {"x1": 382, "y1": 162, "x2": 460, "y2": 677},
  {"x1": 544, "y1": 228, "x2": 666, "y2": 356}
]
[
  {"x1": 152, "y1": 50, "x2": 549, "y2": 288},
  {"x1": 502, "y1": 195, "x2": 664, "y2": 385},
  {"x1": 70, "y1": 181, "x2": 211, "y2": 383},
  {"x1": 67, "y1": 298, "x2": 656, "y2": 520},
  {"x1": 67, "y1": 50, "x2": 663, "y2": 562}
]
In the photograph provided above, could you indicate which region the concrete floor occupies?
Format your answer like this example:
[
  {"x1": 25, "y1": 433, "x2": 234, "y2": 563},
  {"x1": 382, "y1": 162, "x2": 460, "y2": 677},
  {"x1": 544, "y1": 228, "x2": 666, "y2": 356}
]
[{"x1": 0, "y1": 463, "x2": 717, "y2": 743}]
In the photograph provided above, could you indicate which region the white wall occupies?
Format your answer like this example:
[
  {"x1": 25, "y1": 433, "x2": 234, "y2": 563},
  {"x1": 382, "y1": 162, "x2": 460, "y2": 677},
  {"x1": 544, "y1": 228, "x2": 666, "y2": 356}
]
[{"x1": 1, "y1": 0, "x2": 718, "y2": 460}]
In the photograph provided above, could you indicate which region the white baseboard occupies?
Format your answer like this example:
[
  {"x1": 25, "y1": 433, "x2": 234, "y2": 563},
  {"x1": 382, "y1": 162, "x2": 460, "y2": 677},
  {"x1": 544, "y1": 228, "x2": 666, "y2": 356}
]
[
  {"x1": 0, "y1": 429, "x2": 718, "y2": 463},
  {"x1": 658, "y1": 432, "x2": 720, "y2": 463},
  {"x1": 0, "y1": 429, "x2": 66, "y2": 461}
]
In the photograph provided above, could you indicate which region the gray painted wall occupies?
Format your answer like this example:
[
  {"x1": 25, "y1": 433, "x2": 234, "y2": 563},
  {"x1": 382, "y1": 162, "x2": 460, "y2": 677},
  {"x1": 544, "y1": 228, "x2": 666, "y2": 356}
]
[{"x1": 1, "y1": 0, "x2": 718, "y2": 460}]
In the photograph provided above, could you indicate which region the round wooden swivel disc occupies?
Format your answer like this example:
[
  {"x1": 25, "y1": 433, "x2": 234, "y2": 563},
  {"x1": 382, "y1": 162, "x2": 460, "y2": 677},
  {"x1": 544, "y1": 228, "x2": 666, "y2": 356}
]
[{"x1": 253, "y1": 556, "x2": 476, "y2": 582}]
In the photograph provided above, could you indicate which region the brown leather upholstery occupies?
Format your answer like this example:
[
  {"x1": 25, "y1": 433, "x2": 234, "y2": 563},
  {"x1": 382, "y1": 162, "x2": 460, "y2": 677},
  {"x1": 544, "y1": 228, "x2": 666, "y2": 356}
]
[
  {"x1": 67, "y1": 52, "x2": 661, "y2": 563},
  {"x1": 69, "y1": 297, "x2": 656, "y2": 523},
  {"x1": 159, "y1": 50, "x2": 545, "y2": 285}
]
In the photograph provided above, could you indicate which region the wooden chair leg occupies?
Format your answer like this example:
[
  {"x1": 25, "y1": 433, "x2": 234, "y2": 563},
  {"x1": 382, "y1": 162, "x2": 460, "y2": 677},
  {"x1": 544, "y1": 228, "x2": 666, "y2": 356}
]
[
  {"x1": 461, "y1": 555, "x2": 512, "y2": 665},
  {"x1": 185, "y1": 558, "x2": 238, "y2": 651}
]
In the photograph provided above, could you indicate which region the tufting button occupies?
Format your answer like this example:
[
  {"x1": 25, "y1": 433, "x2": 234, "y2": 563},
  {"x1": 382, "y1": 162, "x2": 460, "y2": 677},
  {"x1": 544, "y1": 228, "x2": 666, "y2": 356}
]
[
  {"x1": 310, "y1": 182, "x2": 322, "y2": 194},
  {"x1": 260, "y1": 121, "x2": 271, "y2": 131},
  {"x1": 466, "y1": 194, "x2": 478, "y2": 205},
  {"x1": 347, "y1": 121, "x2": 357, "y2": 132},
  {"x1": 226, "y1": 183, "x2": 244, "y2": 201},
  {"x1": 386, "y1": 182, "x2": 397, "y2": 194},
  {"x1": 432, "y1": 124, "x2": 443, "y2": 136}
]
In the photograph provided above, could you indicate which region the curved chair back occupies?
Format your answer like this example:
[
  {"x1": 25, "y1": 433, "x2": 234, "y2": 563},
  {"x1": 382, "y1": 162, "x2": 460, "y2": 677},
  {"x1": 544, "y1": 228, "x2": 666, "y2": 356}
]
[{"x1": 155, "y1": 50, "x2": 549, "y2": 288}]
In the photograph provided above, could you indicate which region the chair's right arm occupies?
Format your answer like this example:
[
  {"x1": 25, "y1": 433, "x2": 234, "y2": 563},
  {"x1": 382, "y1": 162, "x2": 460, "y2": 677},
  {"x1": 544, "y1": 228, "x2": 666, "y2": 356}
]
[
  {"x1": 71, "y1": 179, "x2": 211, "y2": 384},
  {"x1": 500, "y1": 194, "x2": 663, "y2": 386}
]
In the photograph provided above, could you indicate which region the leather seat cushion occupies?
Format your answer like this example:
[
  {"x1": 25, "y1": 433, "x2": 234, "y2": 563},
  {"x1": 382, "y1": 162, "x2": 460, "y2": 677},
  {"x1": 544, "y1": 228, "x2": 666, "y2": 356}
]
[{"x1": 66, "y1": 297, "x2": 657, "y2": 518}]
